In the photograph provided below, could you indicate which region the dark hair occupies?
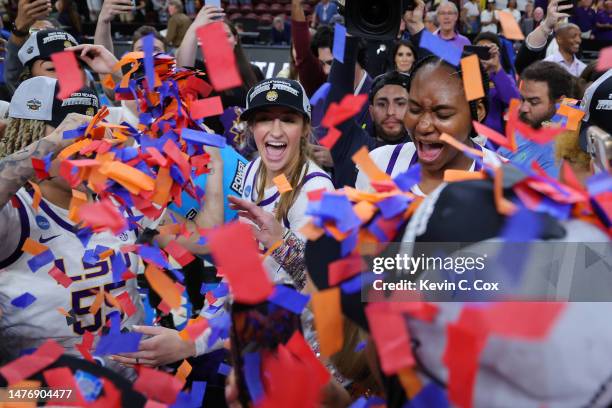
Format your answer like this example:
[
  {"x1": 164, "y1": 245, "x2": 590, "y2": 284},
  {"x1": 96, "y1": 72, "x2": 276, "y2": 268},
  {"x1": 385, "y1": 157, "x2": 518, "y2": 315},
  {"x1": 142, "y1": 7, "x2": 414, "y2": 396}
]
[
  {"x1": 310, "y1": 25, "x2": 334, "y2": 57},
  {"x1": 391, "y1": 40, "x2": 417, "y2": 71},
  {"x1": 224, "y1": 20, "x2": 258, "y2": 89},
  {"x1": 410, "y1": 54, "x2": 490, "y2": 136},
  {"x1": 521, "y1": 61, "x2": 574, "y2": 102},
  {"x1": 473, "y1": 32, "x2": 514, "y2": 75},
  {"x1": 59, "y1": 0, "x2": 82, "y2": 34},
  {"x1": 132, "y1": 26, "x2": 167, "y2": 50},
  {"x1": 369, "y1": 70, "x2": 410, "y2": 104}
]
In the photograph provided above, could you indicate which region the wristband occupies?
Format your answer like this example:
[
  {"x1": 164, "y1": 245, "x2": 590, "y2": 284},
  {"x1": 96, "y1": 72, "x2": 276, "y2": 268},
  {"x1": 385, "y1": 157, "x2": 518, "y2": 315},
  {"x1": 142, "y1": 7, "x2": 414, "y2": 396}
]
[{"x1": 10, "y1": 22, "x2": 29, "y2": 37}]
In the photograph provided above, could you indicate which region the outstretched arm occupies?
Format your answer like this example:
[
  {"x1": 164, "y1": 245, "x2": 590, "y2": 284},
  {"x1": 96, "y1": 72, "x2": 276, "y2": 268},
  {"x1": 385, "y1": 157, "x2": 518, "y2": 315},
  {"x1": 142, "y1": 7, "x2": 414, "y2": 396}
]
[{"x1": 176, "y1": 5, "x2": 225, "y2": 67}]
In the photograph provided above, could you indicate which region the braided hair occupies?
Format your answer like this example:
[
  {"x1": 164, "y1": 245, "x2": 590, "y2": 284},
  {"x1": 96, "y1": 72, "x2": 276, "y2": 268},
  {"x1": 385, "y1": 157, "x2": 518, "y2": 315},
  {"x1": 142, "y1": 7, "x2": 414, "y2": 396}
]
[
  {"x1": 409, "y1": 54, "x2": 490, "y2": 138},
  {"x1": 0, "y1": 118, "x2": 47, "y2": 158}
]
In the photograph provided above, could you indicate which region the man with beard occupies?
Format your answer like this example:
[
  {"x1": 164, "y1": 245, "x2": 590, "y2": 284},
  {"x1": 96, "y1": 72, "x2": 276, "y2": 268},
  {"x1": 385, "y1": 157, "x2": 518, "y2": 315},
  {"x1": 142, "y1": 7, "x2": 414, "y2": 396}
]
[
  {"x1": 318, "y1": 36, "x2": 411, "y2": 189},
  {"x1": 498, "y1": 60, "x2": 575, "y2": 178}
]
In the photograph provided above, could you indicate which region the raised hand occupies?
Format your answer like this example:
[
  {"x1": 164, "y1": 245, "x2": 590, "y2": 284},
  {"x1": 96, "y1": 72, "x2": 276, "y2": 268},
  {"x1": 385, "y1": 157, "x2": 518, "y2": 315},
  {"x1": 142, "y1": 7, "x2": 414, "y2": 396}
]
[
  {"x1": 228, "y1": 196, "x2": 285, "y2": 249},
  {"x1": 66, "y1": 44, "x2": 119, "y2": 75},
  {"x1": 99, "y1": 0, "x2": 134, "y2": 24}
]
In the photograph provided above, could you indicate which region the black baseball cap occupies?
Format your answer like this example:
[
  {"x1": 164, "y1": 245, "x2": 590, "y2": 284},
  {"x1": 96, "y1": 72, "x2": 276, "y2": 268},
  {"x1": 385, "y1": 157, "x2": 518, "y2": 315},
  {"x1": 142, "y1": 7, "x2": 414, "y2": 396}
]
[
  {"x1": 9, "y1": 76, "x2": 99, "y2": 128},
  {"x1": 18, "y1": 29, "x2": 79, "y2": 66},
  {"x1": 579, "y1": 69, "x2": 612, "y2": 152},
  {"x1": 369, "y1": 70, "x2": 410, "y2": 104},
  {"x1": 240, "y1": 78, "x2": 311, "y2": 122}
]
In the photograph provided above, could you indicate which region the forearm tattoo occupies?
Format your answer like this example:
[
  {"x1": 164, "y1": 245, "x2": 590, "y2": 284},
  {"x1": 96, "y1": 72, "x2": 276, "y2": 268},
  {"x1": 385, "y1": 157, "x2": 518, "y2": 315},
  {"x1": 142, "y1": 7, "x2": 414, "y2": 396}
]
[
  {"x1": 271, "y1": 229, "x2": 307, "y2": 290},
  {"x1": 0, "y1": 138, "x2": 59, "y2": 209}
]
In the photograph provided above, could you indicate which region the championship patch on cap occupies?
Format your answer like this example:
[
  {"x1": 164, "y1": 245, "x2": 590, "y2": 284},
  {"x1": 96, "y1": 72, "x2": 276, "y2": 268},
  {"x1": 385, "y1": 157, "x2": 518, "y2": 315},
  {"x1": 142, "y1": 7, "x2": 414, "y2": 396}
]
[
  {"x1": 241, "y1": 78, "x2": 311, "y2": 121},
  {"x1": 18, "y1": 29, "x2": 79, "y2": 66},
  {"x1": 26, "y1": 98, "x2": 42, "y2": 112}
]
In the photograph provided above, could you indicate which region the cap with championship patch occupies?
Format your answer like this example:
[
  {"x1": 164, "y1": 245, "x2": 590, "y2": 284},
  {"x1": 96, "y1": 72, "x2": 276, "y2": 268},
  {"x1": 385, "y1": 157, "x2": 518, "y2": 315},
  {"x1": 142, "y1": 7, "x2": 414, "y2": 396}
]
[
  {"x1": 369, "y1": 70, "x2": 410, "y2": 103},
  {"x1": 18, "y1": 29, "x2": 79, "y2": 66},
  {"x1": 579, "y1": 70, "x2": 612, "y2": 151},
  {"x1": 9, "y1": 76, "x2": 99, "y2": 128},
  {"x1": 240, "y1": 78, "x2": 311, "y2": 121}
]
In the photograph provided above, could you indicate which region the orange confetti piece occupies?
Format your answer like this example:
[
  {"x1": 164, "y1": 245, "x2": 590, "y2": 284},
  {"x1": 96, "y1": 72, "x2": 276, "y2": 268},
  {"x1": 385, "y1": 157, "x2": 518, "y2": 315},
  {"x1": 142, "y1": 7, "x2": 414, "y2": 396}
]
[
  {"x1": 311, "y1": 288, "x2": 344, "y2": 357},
  {"x1": 152, "y1": 166, "x2": 173, "y2": 206},
  {"x1": 262, "y1": 239, "x2": 283, "y2": 259},
  {"x1": 89, "y1": 290, "x2": 104, "y2": 315},
  {"x1": 397, "y1": 367, "x2": 423, "y2": 398},
  {"x1": 102, "y1": 74, "x2": 116, "y2": 90},
  {"x1": 144, "y1": 264, "x2": 182, "y2": 309},
  {"x1": 439, "y1": 134, "x2": 485, "y2": 159},
  {"x1": 498, "y1": 11, "x2": 525, "y2": 40},
  {"x1": 557, "y1": 103, "x2": 585, "y2": 131},
  {"x1": 460, "y1": 54, "x2": 485, "y2": 101},
  {"x1": 98, "y1": 249, "x2": 114, "y2": 260},
  {"x1": 104, "y1": 291, "x2": 122, "y2": 311},
  {"x1": 299, "y1": 222, "x2": 325, "y2": 240},
  {"x1": 58, "y1": 139, "x2": 92, "y2": 160},
  {"x1": 353, "y1": 200, "x2": 378, "y2": 223},
  {"x1": 22, "y1": 238, "x2": 48, "y2": 255},
  {"x1": 273, "y1": 174, "x2": 293, "y2": 194},
  {"x1": 175, "y1": 360, "x2": 192, "y2": 382},
  {"x1": 28, "y1": 181, "x2": 41, "y2": 213},
  {"x1": 352, "y1": 146, "x2": 392, "y2": 183},
  {"x1": 99, "y1": 161, "x2": 155, "y2": 194},
  {"x1": 159, "y1": 223, "x2": 181, "y2": 236},
  {"x1": 444, "y1": 169, "x2": 486, "y2": 182},
  {"x1": 68, "y1": 189, "x2": 88, "y2": 223}
]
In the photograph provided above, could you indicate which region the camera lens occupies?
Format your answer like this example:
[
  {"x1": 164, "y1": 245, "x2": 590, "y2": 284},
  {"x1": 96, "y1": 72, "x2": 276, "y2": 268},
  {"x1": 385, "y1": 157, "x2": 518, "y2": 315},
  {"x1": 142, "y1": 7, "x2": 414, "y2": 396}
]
[{"x1": 359, "y1": 0, "x2": 391, "y2": 28}]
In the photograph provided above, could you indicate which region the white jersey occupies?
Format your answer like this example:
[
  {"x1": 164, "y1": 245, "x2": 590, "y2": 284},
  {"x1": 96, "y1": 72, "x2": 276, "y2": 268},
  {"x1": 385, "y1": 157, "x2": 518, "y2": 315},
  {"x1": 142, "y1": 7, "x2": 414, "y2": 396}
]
[
  {"x1": 355, "y1": 142, "x2": 502, "y2": 196},
  {"x1": 241, "y1": 158, "x2": 334, "y2": 283},
  {"x1": 0, "y1": 188, "x2": 144, "y2": 356}
]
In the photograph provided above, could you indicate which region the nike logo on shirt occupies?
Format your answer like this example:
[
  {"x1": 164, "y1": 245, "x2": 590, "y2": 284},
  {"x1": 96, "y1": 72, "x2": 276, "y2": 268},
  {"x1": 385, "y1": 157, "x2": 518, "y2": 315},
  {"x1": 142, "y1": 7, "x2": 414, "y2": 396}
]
[{"x1": 39, "y1": 235, "x2": 60, "y2": 244}]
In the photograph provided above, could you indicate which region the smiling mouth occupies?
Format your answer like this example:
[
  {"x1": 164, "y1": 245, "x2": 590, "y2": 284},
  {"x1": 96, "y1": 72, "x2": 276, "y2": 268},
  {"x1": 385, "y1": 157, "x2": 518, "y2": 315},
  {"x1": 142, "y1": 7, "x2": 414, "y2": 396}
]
[
  {"x1": 416, "y1": 141, "x2": 444, "y2": 163},
  {"x1": 264, "y1": 141, "x2": 288, "y2": 161}
]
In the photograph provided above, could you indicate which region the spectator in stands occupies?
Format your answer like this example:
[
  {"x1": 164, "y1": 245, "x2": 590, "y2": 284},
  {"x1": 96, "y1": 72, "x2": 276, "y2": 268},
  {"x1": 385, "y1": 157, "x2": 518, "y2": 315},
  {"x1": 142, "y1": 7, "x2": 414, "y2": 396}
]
[
  {"x1": 391, "y1": 40, "x2": 416, "y2": 74},
  {"x1": 571, "y1": 0, "x2": 597, "y2": 38},
  {"x1": 474, "y1": 32, "x2": 520, "y2": 135},
  {"x1": 229, "y1": 0, "x2": 252, "y2": 5},
  {"x1": 165, "y1": 0, "x2": 192, "y2": 48},
  {"x1": 498, "y1": 61, "x2": 575, "y2": 178},
  {"x1": 520, "y1": 2, "x2": 538, "y2": 35},
  {"x1": 481, "y1": 0, "x2": 499, "y2": 33},
  {"x1": 463, "y1": 0, "x2": 482, "y2": 33},
  {"x1": 86, "y1": 0, "x2": 102, "y2": 21},
  {"x1": 435, "y1": 1, "x2": 470, "y2": 49},
  {"x1": 496, "y1": 0, "x2": 509, "y2": 10},
  {"x1": 271, "y1": 15, "x2": 291, "y2": 45},
  {"x1": 544, "y1": 23, "x2": 586, "y2": 77},
  {"x1": 311, "y1": 0, "x2": 339, "y2": 28},
  {"x1": 594, "y1": 0, "x2": 612, "y2": 40},
  {"x1": 504, "y1": 0, "x2": 522, "y2": 22},
  {"x1": 424, "y1": 11, "x2": 438, "y2": 32},
  {"x1": 310, "y1": 26, "x2": 335, "y2": 76}
]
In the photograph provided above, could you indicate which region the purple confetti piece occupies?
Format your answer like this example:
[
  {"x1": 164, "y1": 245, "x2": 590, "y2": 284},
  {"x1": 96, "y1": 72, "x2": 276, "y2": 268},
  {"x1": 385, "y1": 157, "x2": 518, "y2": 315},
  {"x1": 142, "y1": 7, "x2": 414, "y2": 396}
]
[
  {"x1": 76, "y1": 227, "x2": 93, "y2": 248},
  {"x1": 268, "y1": 285, "x2": 311, "y2": 314},
  {"x1": 354, "y1": 340, "x2": 366, "y2": 352},
  {"x1": 407, "y1": 383, "x2": 449, "y2": 408},
  {"x1": 83, "y1": 249, "x2": 99, "y2": 265},
  {"x1": 11, "y1": 292, "x2": 37, "y2": 308},
  {"x1": 217, "y1": 362, "x2": 231, "y2": 376},
  {"x1": 419, "y1": 30, "x2": 462, "y2": 66},
  {"x1": 586, "y1": 172, "x2": 612, "y2": 196},
  {"x1": 138, "y1": 245, "x2": 171, "y2": 269},
  {"x1": 332, "y1": 23, "x2": 347, "y2": 63},
  {"x1": 341, "y1": 231, "x2": 358, "y2": 257},
  {"x1": 244, "y1": 352, "x2": 264, "y2": 403},
  {"x1": 143, "y1": 34, "x2": 156, "y2": 90},
  {"x1": 182, "y1": 128, "x2": 227, "y2": 148},
  {"x1": 501, "y1": 207, "x2": 542, "y2": 242},
  {"x1": 27, "y1": 249, "x2": 55, "y2": 273},
  {"x1": 111, "y1": 252, "x2": 127, "y2": 283},
  {"x1": 94, "y1": 332, "x2": 143, "y2": 356},
  {"x1": 377, "y1": 195, "x2": 410, "y2": 219},
  {"x1": 394, "y1": 164, "x2": 421, "y2": 192}
]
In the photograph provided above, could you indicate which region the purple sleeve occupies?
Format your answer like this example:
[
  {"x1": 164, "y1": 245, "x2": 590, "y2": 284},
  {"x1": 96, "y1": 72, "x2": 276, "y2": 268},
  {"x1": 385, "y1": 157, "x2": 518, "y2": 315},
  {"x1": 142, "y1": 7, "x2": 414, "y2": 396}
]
[{"x1": 490, "y1": 69, "x2": 520, "y2": 105}]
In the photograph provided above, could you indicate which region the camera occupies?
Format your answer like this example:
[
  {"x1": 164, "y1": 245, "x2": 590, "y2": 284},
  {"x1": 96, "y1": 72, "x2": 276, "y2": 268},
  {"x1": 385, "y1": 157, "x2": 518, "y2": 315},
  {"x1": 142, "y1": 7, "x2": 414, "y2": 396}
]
[
  {"x1": 340, "y1": 0, "x2": 415, "y2": 40},
  {"x1": 585, "y1": 126, "x2": 612, "y2": 174}
]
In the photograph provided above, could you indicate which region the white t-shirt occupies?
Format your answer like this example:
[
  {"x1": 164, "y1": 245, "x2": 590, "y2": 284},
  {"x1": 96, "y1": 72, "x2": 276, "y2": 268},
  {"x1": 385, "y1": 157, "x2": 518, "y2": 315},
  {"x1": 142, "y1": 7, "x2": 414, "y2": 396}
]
[
  {"x1": 241, "y1": 157, "x2": 334, "y2": 283},
  {"x1": 464, "y1": 1, "x2": 481, "y2": 17},
  {"x1": 0, "y1": 188, "x2": 145, "y2": 356},
  {"x1": 495, "y1": 0, "x2": 508, "y2": 9},
  {"x1": 504, "y1": 7, "x2": 521, "y2": 22},
  {"x1": 355, "y1": 142, "x2": 502, "y2": 196},
  {"x1": 481, "y1": 9, "x2": 499, "y2": 33}
]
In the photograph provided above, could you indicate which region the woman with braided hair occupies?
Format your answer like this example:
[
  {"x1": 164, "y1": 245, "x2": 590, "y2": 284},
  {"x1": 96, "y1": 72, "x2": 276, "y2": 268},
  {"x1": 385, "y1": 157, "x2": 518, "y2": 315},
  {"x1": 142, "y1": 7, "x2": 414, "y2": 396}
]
[{"x1": 356, "y1": 54, "x2": 504, "y2": 196}]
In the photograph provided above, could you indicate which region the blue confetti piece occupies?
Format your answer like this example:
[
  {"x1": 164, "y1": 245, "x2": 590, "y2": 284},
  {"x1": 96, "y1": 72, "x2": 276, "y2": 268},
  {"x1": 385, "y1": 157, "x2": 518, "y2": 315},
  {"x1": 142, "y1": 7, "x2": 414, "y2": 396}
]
[
  {"x1": 211, "y1": 282, "x2": 229, "y2": 298},
  {"x1": 332, "y1": 23, "x2": 347, "y2": 63},
  {"x1": 111, "y1": 253, "x2": 127, "y2": 283},
  {"x1": 244, "y1": 352, "x2": 264, "y2": 403},
  {"x1": 419, "y1": 30, "x2": 462, "y2": 66},
  {"x1": 407, "y1": 383, "x2": 449, "y2": 408},
  {"x1": 83, "y1": 249, "x2": 99, "y2": 265},
  {"x1": 11, "y1": 292, "x2": 36, "y2": 308},
  {"x1": 200, "y1": 283, "x2": 219, "y2": 295},
  {"x1": 170, "y1": 164, "x2": 187, "y2": 186},
  {"x1": 310, "y1": 82, "x2": 331, "y2": 106},
  {"x1": 341, "y1": 232, "x2": 358, "y2": 257},
  {"x1": 340, "y1": 274, "x2": 362, "y2": 294},
  {"x1": 217, "y1": 362, "x2": 231, "y2": 376},
  {"x1": 94, "y1": 332, "x2": 143, "y2": 356},
  {"x1": 394, "y1": 164, "x2": 421, "y2": 192},
  {"x1": 76, "y1": 227, "x2": 93, "y2": 248},
  {"x1": 43, "y1": 152, "x2": 53, "y2": 172},
  {"x1": 500, "y1": 207, "x2": 542, "y2": 242},
  {"x1": 27, "y1": 249, "x2": 54, "y2": 273},
  {"x1": 62, "y1": 125, "x2": 87, "y2": 139},
  {"x1": 354, "y1": 340, "x2": 366, "y2": 352},
  {"x1": 182, "y1": 128, "x2": 227, "y2": 148},
  {"x1": 108, "y1": 311, "x2": 122, "y2": 334},
  {"x1": 586, "y1": 172, "x2": 612, "y2": 196},
  {"x1": 75, "y1": 370, "x2": 103, "y2": 402},
  {"x1": 171, "y1": 381, "x2": 207, "y2": 408},
  {"x1": 94, "y1": 245, "x2": 111, "y2": 256},
  {"x1": 268, "y1": 285, "x2": 310, "y2": 314},
  {"x1": 536, "y1": 195, "x2": 572, "y2": 220},
  {"x1": 143, "y1": 34, "x2": 156, "y2": 90},
  {"x1": 377, "y1": 195, "x2": 411, "y2": 219},
  {"x1": 349, "y1": 397, "x2": 368, "y2": 408},
  {"x1": 138, "y1": 245, "x2": 171, "y2": 269}
]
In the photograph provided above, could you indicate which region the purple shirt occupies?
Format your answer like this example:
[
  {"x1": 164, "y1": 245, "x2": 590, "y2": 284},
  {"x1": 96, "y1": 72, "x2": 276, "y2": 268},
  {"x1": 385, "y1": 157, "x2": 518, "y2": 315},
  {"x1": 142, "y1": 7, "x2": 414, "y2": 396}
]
[
  {"x1": 570, "y1": 7, "x2": 597, "y2": 32},
  {"x1": 595, "y1": 10, "x2": 612, "y2": 41},
  {"x1": 434, "y1": 30, "x2": 471, "y2": 49},
  {"x1": 485, "y1": 69, "x2": 520, "y2": 135}
]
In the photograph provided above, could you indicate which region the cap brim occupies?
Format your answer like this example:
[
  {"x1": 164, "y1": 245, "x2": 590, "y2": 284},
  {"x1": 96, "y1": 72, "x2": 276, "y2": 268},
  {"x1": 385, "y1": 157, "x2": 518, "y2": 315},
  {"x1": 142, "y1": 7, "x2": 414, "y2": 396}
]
[{"x1": 239, "y1": 102, "x2": 310, "y2": 122}]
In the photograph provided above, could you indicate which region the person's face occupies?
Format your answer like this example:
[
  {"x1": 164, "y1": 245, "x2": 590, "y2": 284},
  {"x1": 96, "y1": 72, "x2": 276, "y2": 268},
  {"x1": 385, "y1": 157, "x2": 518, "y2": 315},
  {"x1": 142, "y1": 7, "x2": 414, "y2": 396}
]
[
  {"x1": 534, "y1": 7, "x2": 544, "y2": 19},
  {"x1": 317, "y1": 47, "x2": 333, "y2": 76},
  {"x1": 31, "y1": 20, "x2": 55, "y2": 32},
  {"x1": 558, "y1": 27, "x2": 582, "y2": 54},
  {"x1": 395, "y1": 45, "x2": 415, "y2": 74},
  {"x1": 509, "y1": 0, "x2": 516, "y2": 7},
  {"x1": 31, "y1": 60, "x2": 57, "y2": 78},
  {"x1": 519, "y1": 80, "x2": 557, "y2": 127},
  {"x1": 223, "y1": 23, "x2": 238, "y2": 49},
  {"x1": 437, "y1": 4, "x2": 458, "y2": 31},
  {"x1": 168, "y1": 4, "x2": 177, "y2": 15},
  {"x1": 251, "y1": 107, "x2": 306, "y2": 177},
  {"x1": 405, "y1": 64, "x2": 478, "y2": 172},
  {"x1": 133, "y1": 37, "x2": 166, "y2": 53},
  {"x1": 369, "y1": 84, "x2": 409, "y2": 141},
  {"x1": 274, "y1": 20, "x2": 284, "y2": 30}
]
